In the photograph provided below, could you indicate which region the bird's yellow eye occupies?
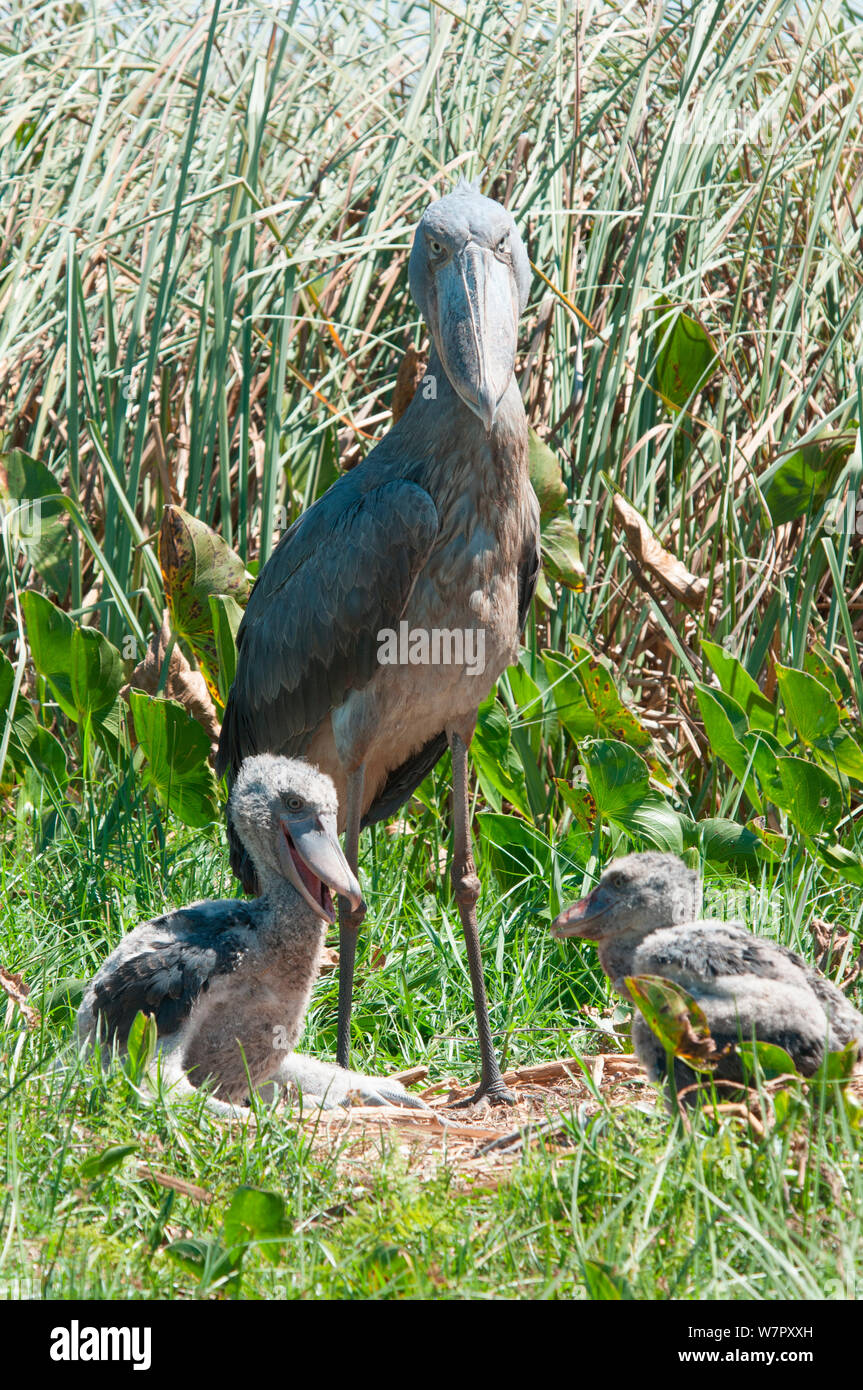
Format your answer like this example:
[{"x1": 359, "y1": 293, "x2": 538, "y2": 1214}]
[
  {"x1": 429, "y1": 237, "x2": 444, "y2": 256},
  {"x1": 497, "y1": 234, "x2": 509, "y2": 254},
  {"x1": 284, "y1": 795, "x2": 304, "y2": 811}
]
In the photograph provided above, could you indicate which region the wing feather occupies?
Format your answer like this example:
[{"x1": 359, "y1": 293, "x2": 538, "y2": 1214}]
[{"x1": 216, "y1": 478, "x2": 439, "y2": 778}]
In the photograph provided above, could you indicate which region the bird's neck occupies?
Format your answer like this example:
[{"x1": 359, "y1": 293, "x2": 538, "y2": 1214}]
[
  {"x1": 254, "y1": 869, "x2": 328, "y2": 941},
  {"x1": 597, "y1": 931, "x2": 649, "y2": 995},
  {"x1": 396, "y1": 344, "x2": 529, "y2": 504}
]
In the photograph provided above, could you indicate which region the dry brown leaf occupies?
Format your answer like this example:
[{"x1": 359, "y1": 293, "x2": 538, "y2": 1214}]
[
  {"x1": 0, "y1": 965, "x2": 40, "y2": 1030},
  {"x1": 121, "y1": 611, "x2": 221, "y2": 751},
  {"x1": 613, "y1": 494, "x2": 709, "y2": 609},
  {"x1": 318, "y1": 946, "x2": 340, "y2": 974},
  {"x1": 809, "y1": 916, "x2": 861, "y2": 988},
  {"x1": 391, "y1": 343, "x2": 429, "y2": 423}
]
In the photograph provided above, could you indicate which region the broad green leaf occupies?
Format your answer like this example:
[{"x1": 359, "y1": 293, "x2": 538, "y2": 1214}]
[
  {"x1": 760, "y1": 436, "x2": 853, "y2": 527},
  {"x1": 613, "y1": 793, "x2": 684, "y2": 853},
  {"x1": 772, "y1": 756, "x2": 842, "y2": 835},
  {"x1": 817, "y1": 843, "x2": 863, "y2": 885},
  {"x1": 22, "y1": 592, "x2": 122, "y2": 725},
  {"x1": 700, "y1": 640, "x2": 780, "y2": 733},
  {"x1": 505, "y1": 662, "x2": 546, "y2": 756},
  {"x1": 582, "y1": 739, "x2": 649, "y2": 815},
  {"x1": 125, "y1": 1010, "x2": 158, "y2": 1084},
  {"x1": 813, "y1": 730, "x2": 863, "y2": 782},
  {"x1": 653, "y1": 298, "x2": 719, "y2": 410},
  {"x1": 22, "y1": 590, "x2": 76, "y2": 718},
  {"x1": 160, "y1": 506, "x2": 251, "y2": 702},
  {"x1": 697, "y1": 817, "x2": 772, "y2": 863},
  {"x1": 224, "y1": 1187, "x2": 289, "y2": 1264},
  {"x1": 694, "y1": 684, "x2": 760, "y2": 806},
  {"x1": 775, "y1": 665, "x2": 840, "y2": 744},
  {"x1": 70, "y1": 626, "x2": 123, "y2": 719},
  {"x1": 736, "y1": 1041, "x2": 799, "y2": 1080},
  {"x1": 811, "y1": 1039, "x2": 859, "y2": 1085},
  {"x1": 625, "y1": 974, "x2": 717, "y2": 1069},
  {"x1": 0, "y1": 449, "x2": 70, "y2": 596},
  {"x1": 79, "y1": 1144, "x2": 138, "y2": 1181},
  {"x1": 0, "y1": 649, "x2": 67, "y2": 785},
  {"x1": 208, "y1": 593, "x2": 243, "y2": 705},
  {"x1": 471, "y1": 693, "x2": 530, "y2": 816},
  {"x1": 129, "y1": 692, "x2": 219, "y2": 828},
  {"x1": 542, "y1": 651, "x2": 596, "y2": 739},
  {"x1": 528, "y1": 431, "x2": 585, "y2": 591},
  {"x1": 528, "y1": 429, "x2": 567, "y2": 517}
]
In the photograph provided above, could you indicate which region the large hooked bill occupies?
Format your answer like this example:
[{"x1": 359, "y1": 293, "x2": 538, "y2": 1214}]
[
  {"x1": 278, "y1": 813, "x2": 363, "y2": 924},
  {"x1": 432, "y1": 241, "x2": 518, "y2": 434}
]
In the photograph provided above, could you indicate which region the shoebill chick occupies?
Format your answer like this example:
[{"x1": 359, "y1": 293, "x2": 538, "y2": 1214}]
[
  {"x1": 77, "y1": 755, "x2": 426, "y2": 1114},
  {"x1": 551, "y1": 851, "x2": 863, "y2": 1093}
]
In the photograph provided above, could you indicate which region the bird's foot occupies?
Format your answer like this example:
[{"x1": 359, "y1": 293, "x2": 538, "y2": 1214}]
[
  {"x1": 343, "y1": 1073, "x2": 432, "y2": 1111},
  {"x1": 450, "y1": 1077, "x2": 516, "y2": 1110}
]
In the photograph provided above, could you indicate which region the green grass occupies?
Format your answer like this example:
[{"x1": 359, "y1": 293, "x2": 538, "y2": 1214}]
[{"x1": 3, "y1": 791, "x2": 863, "y2": 1300}]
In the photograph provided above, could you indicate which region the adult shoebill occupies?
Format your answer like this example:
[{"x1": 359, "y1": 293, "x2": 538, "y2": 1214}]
[{"x1": 216, "y1": 181, "x2": 540, "y2": 1104}]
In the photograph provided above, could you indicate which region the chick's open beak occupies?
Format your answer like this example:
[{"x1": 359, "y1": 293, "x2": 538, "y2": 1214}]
[{"x1": 279, "y1": 814, "x2": 363, "y2": 924}]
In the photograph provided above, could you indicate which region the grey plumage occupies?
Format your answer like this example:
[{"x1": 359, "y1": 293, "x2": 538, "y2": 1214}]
[
  {"x1": 77, "y1": 756, "x2": 426, "y2": 1113},
  {"x1": 216, "y1": 181, "x2": 541, "y2": 1102},
  {"x1": 551, "y1": 851, "x2": 863, "y2": 1093}
]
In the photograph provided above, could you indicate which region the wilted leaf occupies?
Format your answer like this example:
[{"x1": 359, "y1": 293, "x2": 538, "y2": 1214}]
[
  {"x1": 625, "y1": 974, "x2": 718, "y2": 1069},
  {"x1": 160, "y1": 506, "x2": 251, "y2": 702},
  {"x1": 0, "y1": 965, "x2": 40, "y2": 1030},
  {"x1": 613, "y1": 493, "x2": 708, "y2": 608}
]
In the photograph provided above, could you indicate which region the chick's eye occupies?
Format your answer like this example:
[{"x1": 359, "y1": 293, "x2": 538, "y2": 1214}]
[{"x1": 610, "y1": 872, "x2": 627, "y2": 889}]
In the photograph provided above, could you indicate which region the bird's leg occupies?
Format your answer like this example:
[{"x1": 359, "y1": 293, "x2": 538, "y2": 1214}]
[
  {"x1": 449, "y1": 731, "x2": 514, "y2": 1107},
  {"x1": 336, "y1": 765, "x2": 366, "y2": 1069}
]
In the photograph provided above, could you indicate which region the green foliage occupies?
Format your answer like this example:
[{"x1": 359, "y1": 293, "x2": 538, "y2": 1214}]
[{"x1": 128, "y1": 692, "x2": 219, "y2": 828}]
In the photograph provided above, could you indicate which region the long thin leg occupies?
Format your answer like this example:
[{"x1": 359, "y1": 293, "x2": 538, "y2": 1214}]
[
  {"x1": 337, "y1": 765, "x2": 366, "y2": 1069},
  {"x1": 449, "y1": 731, "x2": 514, "y2": 1105}
]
